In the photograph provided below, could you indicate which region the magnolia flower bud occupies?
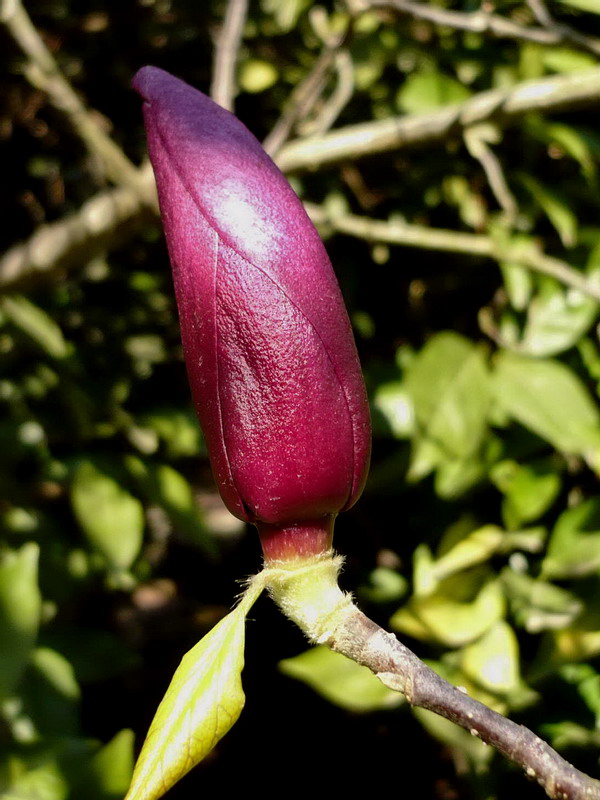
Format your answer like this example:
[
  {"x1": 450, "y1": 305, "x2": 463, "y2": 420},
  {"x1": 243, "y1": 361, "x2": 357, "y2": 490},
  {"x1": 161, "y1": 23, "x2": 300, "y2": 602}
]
[{"x1": 133, "y1": 66, "x2": 370, "y2": 562}]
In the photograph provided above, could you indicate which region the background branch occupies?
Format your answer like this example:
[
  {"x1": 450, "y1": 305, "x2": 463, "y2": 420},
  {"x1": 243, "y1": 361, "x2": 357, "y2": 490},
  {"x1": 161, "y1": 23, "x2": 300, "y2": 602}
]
[
  {"x1": 356, "y1": 0, "x2": 600, "y2": 56},
  {"x1": 0, "y1": 164, "x2": 156, "y2": 290},
  {"x1": 210, "y1": 0, "x2": 249, "y2": 111},
  {"x1": 306, "y1": 203, "x2": 600, "y2": 302},
  {"x1": 262, "y1": 26, "x2": 348, "y2": 157},
  {"x1": 1, "y1": 0, "x2": 144, "y2": 192},
  {"x1": 277, "y1": 67, "x2": 600, "y2": 172},
  {"x1": 4, "y1": 65, "x2": 600, "y2": 292}
]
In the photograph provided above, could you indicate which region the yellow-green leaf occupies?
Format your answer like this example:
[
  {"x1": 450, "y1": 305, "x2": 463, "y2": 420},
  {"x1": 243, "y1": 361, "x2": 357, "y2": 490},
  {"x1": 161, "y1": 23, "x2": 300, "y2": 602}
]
[
  {"x1": 125, "y1": 605, "x2": 247, "y2": 800},
  {"x1": 279, "y1": 646, "x2": 404, "y2": 713}
]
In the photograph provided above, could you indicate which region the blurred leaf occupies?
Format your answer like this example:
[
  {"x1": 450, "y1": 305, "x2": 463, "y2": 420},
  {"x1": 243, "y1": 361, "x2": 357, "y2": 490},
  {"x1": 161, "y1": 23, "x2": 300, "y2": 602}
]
[
  {"x1": 391, "y1": 574, "x2": 505, "y2": 648},
  {"x1": 0, "y1": 543, "x2": 41, "y2": 699},
  {"x1": 520, "y1": 175, "x2": 578, "y2": 247},
  {"x1": 239, "y1": 59, "x2": 278, "y2": 93},
  {"x1": 359, "y1": 566, "x2": 408, "y2": 606},
  {"x1": 493, "y1": 352, "x2": 600, "y2": 460},
  {"x1": 490, "y1": 460, "x2": 561, "y2": 528},
  {"x1": 80, "y1": 729, "x2": 135, "y2": 800},
  {"x1": 0, "y1": 296, "x2": 69, "y2": 360},
  {"x1": 70, "y1": 460, "x2": 144, "y2": 572},
  {"x1": 434, "y1": 454, "x2": 488, "y2": 499},
  {"x1": 125, "y1": 605, "x2": 247, "y2": 800},
  {"x1": 373, "y1": 381, "x2": 414, "y2": 438},
  {"x1": 541, "y1": 720, "x2": 600, "y2": 751},
  {"x1": 279, "y1": 646, "x2": 403, "y2": 713},
  {"x1": 406, "y1": 332, "x2": 490, "y2": 459},
  {"x1": 501, "y1": 568, "x2": 582, "y2": 633},
  {"x1": 506, "y1": 280, "x2": 598, "y2": 357},
  {"x1": 261, "y1": 0, "x2": 308, "y2": 31},
  {"x1": 0, "y1": 753, "x2": 69, "y2": 800},
  {"x1": 559, "y1": 664, "x2": 600, "y2": 726},
  {"x1": 500, "y1": 262, "x2": 533, "y2": 311},
  {"x1": 21, "y1": 647, "x2": 80, "y2": 738},
  {"x1": 431, "y1": 525, "x2": 505, "y2": 584},
  {"x1": 397, "y1": 70, "x2": 471, "y2": 113},
  {"x1": 542, "y1": 48, "x2": 598, "y2": 74},
  {"x1": 140, "y1": 409, "x2": 203, "y2": 458},
  {"x1": 442, "y1": 175, "x2": 487, "y2": 231},
  {"x1": 557, "y1": 0, "x2": 600, "y2": 10},
  {"x1": 407, "y1": 436, "x2": 444, "y2": 483},
  {"x1": 542, "y1": 498, "x2": 600, "y2": 579},
  {"x1": 127, "y1": 458, "x2": 215, "y2": 555},
  {"x1": 527, "y1": 120, "x2": 597, "y2": 184},
  {"x1": 40, "y1": 628, "x2": 139, "y2": 684},
  {"x1": 461, "y1": 621, "x2": 520, "y2": 695}
]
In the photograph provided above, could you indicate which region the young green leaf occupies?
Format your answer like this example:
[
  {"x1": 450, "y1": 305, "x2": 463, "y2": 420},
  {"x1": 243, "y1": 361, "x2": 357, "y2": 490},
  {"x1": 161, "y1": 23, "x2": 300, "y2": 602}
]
[{"x1": 125, "y1": 603, "x2": 248, "y2": 800}]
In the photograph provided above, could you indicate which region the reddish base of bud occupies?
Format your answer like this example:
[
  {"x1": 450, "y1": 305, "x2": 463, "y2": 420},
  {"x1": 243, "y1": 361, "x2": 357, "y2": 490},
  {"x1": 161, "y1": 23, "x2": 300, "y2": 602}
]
[{"x1": 256, "y1": 516, "x2": 335, "y2": 564}]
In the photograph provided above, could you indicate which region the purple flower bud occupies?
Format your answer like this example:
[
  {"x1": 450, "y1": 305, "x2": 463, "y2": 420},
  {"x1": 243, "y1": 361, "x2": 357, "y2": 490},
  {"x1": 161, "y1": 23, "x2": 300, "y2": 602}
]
[{"x1": 133, "y1": 66, "x2": 370, "y2": 562}]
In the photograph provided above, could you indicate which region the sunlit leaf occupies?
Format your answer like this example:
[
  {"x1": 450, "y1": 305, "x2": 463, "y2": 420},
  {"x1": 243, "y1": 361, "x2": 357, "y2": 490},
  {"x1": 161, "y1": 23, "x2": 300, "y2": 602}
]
[
  {"x1": 373, "y1": 381, "x2": 414, "y2": 438},
  {"x1": 431, "y1": 525, "x2": 505, "y2": 583},
  {"x1": 279, "y1": 646, "x2": 403, "y2": 713},
  {"x1": 460, "y1": 621, "x2": 520, "y2": 694},
  {"x1": 513, "y1": 280, "x2": 598, "y2": 357},
  {"x1": 493, "y1": 352, "x2": 600, "y2": 462},
  {"x1": 125, "y1": 604, "x2": 247, "y2": 800},
  {"x1": 391, "y1": 574, "x2": 505, "y2": 648}
]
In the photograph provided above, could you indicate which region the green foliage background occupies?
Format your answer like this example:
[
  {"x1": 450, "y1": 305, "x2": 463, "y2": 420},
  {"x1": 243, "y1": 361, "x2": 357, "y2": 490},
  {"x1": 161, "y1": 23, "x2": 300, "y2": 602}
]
[{"x1": 2, "y1": 0, "x2": 600, "y2": 797}]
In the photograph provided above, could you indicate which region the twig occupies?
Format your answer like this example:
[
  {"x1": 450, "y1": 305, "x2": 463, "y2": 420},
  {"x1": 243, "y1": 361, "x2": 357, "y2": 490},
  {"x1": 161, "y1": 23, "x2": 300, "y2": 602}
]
[
  {"x1": 266, "y1": 559, "x2": 600, "y2": 800},
  {"x1": 210, "y1": 0, "x2": 249, "y2": 111},
  {"x1": 0, "y1": 0, "x2": 144, "y2": 192},
  {"x1": 357, "y1": 0, "x2": 600, "y2": 57},
  {"x1": 277, "y1": 66, "x2": 600, "y2": 172},
  {"x1": 332, "y1": 607, "x2": 600, "y2": 800},
  {"x1": 305, "y1": 204, "x2": 600, "y2": 302},
  {"x1": 302, "y1": 49, "x2": 355, "y2": 138},
  {"x1": 464, "y1": 124, "x2": 519, "y2": 224},
  {"x1": 262, "y1": 30, "x2": 347, "y2": 157},
  {"x1": 0, "y1": 164, "x2": 157, "y2": 290},
  {"x1": 526, "y1": 0, "x2": 600, "y2": 57},
  {"x1": 5, "y1": 67, "x2": 600, "y2": 291}
]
